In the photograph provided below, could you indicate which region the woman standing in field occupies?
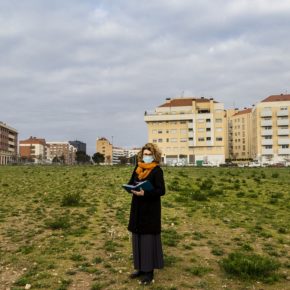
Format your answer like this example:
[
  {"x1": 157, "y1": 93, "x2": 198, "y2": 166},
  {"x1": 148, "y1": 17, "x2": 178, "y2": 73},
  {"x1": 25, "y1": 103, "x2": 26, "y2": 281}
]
[{"x1": 127, "y1": 143, "x2": 166, "y2": 285}]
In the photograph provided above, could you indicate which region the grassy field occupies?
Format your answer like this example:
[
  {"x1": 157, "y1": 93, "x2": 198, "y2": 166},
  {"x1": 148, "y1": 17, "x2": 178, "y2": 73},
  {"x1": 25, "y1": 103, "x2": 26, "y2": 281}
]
[{"x1": 0, "y1": 165, "x2": 289, "y2": 290}]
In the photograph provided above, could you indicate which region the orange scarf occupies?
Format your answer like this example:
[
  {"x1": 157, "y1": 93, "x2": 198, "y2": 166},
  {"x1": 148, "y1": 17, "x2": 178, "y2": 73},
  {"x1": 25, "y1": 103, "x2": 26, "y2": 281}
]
[{"x1": 136, "y1": 161, "x2": 158, "y2": 180}]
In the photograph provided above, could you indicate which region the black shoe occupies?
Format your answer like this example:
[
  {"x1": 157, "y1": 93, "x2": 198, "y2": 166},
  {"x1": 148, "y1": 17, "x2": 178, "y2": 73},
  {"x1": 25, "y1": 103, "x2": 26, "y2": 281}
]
[
  {"x1": 129, "y1": 270, "x2": 144, "y2": 279},
  {"x1": 140, "y1": 271, "x2": 154, "y2": 285}
]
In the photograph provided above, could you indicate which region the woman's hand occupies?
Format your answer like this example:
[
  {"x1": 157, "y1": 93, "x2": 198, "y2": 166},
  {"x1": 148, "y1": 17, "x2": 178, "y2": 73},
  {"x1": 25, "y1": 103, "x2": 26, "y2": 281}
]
[{"x1": 131, "y1": 189, "x2": 145, "y2": 196}]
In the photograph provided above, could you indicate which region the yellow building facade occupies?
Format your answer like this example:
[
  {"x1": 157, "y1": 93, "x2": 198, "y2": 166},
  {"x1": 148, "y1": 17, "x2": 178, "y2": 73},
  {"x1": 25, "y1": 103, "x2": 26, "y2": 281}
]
[
  {"x1": 230, "y1": 108, "x2": 253, "y2": 160},
  {"x1": 144, "y1": 97, "x2": 226, "y2": 165},
  {"x1": 252, "y1": 94, "x2": 290, "y2": 164},
  {"x1": 96, "y1": 137, "x2": 113, "y2": 164}
]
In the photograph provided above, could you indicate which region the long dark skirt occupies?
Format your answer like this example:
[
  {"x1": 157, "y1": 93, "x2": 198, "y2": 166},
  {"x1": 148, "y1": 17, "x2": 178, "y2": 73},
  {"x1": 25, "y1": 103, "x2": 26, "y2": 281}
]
[{"x1": 132, "y1": 233, "x2": 164, "y2": 272}]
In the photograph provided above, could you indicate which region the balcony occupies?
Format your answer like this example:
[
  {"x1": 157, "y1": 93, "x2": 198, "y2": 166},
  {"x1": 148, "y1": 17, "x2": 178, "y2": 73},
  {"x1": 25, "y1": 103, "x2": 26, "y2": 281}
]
[
  {"x1": 261, "y1": 148, "x2": 273, "y2": 155},
  {"x1": 278, "y1": 138, "x2": 290, "y2": 145},
  {"x1": 278, "y1": 148, "x2": 290, "y2": 155},
  {"x1": 261, "y1": 111, "x2": 272, "y2": 117},
  {"x1": 278, "y1": 129, "x2": 289, "y2": 136},
  {"x1": 277, "y1": 110, "x2": 289, "y2": 117},
  {"x1": 261, "y1": 139, "x2": 273, "y2": 146},
  {"x1": 260, "y1": 120, "x2": 272, "y2": 126},
  {"x1": 188, "y1": 141, "x2": 194, "y2": 147},
  {"x1": 277, "y1": 119, "x2": 289, "y2": 126},
  {"x1": 261, "y1": 129, "x2": 273, "y2": 136},
  {"x1": 144, "y1": 112, "x2": 193, "y2": 122},
  {"x1": 188, "y1": 131, "x2": 194, "y2": 138},
  {"x1": 188, "y1": 122, "x2": 194, "y2": 129}
]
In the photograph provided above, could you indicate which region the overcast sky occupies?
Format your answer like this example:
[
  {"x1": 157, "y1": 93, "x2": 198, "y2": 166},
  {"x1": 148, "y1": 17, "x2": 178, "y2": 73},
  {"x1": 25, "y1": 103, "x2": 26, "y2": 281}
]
[{"x1": 1, "y1": 0, "x2": 290, "y2": 154}]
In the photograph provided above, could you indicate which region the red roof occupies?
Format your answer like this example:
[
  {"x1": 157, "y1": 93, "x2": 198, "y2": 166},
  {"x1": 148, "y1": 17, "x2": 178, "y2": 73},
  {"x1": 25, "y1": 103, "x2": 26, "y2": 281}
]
[
  {"x1": 159, "y1": 97, "x2": 217, "y2": 107},
  {"x1": 20, "y1": 137, "x2": 46, "y2": 145},
  {"x1": 261, "y1": 94, "x2": 290, "y2": 102},
  {"x1": 233, "y1": 108, "x2": 252, "y2": 117}
]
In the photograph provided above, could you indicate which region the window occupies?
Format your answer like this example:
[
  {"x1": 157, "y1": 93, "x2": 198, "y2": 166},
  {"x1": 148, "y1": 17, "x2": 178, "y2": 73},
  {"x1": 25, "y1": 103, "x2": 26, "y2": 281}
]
[
  {"x1": 152, "y1": 130, "x2": 157, "y2": 134},
  {"x1": 206, "y1": 128, "x2": 211, "y2": 131},
  {"x1": 158, "y1": 139, "x2": 163, "y2": 143},
  {"x1": 170, "y1": 129, "x2": 177, "y2": 134},
  {"x1": 170, "y1": 138, "x2": 177, "y2": 142},
  {"x1": 153, "y1": 139, "x2": 157, "y2": 143},
  {"x1": 216, "y1": 127, "x2": 223, "y2": 132},
  {"x1": 206, "y1": 119, "x2": 211, "y2": 123},
  {"x1": 265, "y1": 145, "x2": 272, "y2": 149},
  {"x1": 180, "y1": 129, "x2": 187, "y2": 134},
  {"x1": 216, "y1": 137, "x2": 223, "y2": 141},
  {"x1": 198, "y1": 138, "x2": 205, "y2": 141},
  {"x1": 166, "y1": 138, "x2": 169, "y2": 142},
  {"x1": 180, "y1": 121, "x2": 186, "y2": 124},
  {"x1": 158, "y1": 130, "x2": 163, "y2": 134},
  {"x1": 282, "y1": 145, "x2": 289, "y2": 148},
  {"x1": 188, "y1": 137, "x2": 193, "y2": 141},
  {"x1": 215, "y1": 118, "x2": 222, "y2": 123},
  {"x1": 188, "y1": 128, "x2": 193, "y2": 131},
  {"x1": 180, "y1": 138, "x2": 187, "y2": 142},
  {"x1": 198, "y1": 128, "x2": 205, "y2": 132},
  {"x1": 265, "y1": 136, "x2": 272, "y2": 139},
  {"x1": 206, "y1": 137, "x2": 211, "y2": 141}
]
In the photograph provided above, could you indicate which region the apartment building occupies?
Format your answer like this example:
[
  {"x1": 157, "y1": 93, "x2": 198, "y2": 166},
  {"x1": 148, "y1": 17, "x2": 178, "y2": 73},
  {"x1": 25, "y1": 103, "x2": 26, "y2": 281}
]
[
  {"x1": 69, "y1": 140, "x2": 86, "y2": 153},
  {"x1": 144, "y1": 97, "x2": 226, "y2": 166},
  {"x1": 225, "y1": 109, "x2": 238, "y2": 160},
  {"x1": 47, "y1": 142, "x2": 77, "y2": 165},
  {"x1": 252, "y1": 94, "x2": 290, "y2": 164},
  {"x1": 0, "y1": 121, "x2": 18, "y2": 165},
  {"x1": 230, "y1": 108, "x2": 253, "y2": 160},
  {"x1": 96, "y1": 137, "x2": 113, "y2": 164},
  {"x1": 20, "y1": 136, "x2": 49, "y2": 163}
]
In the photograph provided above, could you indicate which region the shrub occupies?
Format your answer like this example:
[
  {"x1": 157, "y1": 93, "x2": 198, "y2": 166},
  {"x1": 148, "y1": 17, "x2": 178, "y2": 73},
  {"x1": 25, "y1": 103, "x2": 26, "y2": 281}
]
[
  {"x1": 163, "y1": 228, "x2": 182, "y2": 247},
  {"x1": 46, "y1": 216, "x2": 70, "y2": 230},
  {"x1": 208, "y1": 188, "x2": 224, "y2": 196},
  {"x1": 190, "y1": 190, "x2": 208, "y2": 201},
  {"x1": 61, "y1": 192, "x2": 81, "y2": 206},
  {"x1": 272, "y1": 172, "x2": 279, "y2": 178},
  {"x1": 186, "y1": 266, "x2": 212, "y2": 276},
  {"x1": 220, "y1": 252, "x2": 280, "y2": 280},
  {"x1": 200, "y1": 178, "x2": 214, "y2": 190},
  {"x1": 236, "y1": 191, "x2": 245, "y2": 198}
]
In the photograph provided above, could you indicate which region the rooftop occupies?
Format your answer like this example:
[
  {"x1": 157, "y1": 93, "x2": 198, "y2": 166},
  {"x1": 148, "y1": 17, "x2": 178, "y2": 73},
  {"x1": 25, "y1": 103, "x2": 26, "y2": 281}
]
[
  {"x1": 261, "y1": 94, "x2": 290, "y2": 102},
  {"x1": 159, "y1": 97, "x2": 217, "y2": 107},
  {"x1": 233, "y1": 108, "x2": 252, "y2": 117}
]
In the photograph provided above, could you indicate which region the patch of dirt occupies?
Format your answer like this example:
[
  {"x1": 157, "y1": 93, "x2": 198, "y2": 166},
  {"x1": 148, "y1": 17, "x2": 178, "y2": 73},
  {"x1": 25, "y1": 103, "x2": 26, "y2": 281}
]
[
  {"x1": 68, "y1": 272, "x2": 95, "y2": 290},
  {"x1": 0, "y1": 265, "x2": 26, "y2": 290}
]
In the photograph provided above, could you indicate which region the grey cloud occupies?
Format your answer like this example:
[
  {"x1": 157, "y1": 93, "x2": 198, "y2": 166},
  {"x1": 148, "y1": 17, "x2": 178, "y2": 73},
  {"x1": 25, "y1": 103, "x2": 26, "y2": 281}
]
[{"x1": 1, "y1": 0, "x2": 290, "y2": 154}]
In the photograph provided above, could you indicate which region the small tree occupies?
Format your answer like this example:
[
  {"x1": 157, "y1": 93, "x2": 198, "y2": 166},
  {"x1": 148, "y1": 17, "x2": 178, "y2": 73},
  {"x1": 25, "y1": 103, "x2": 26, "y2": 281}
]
[
  {"x1": 52, "y1": 156, "x2": 60, "y2": 163},
  {"x1": 92, "y1": 152, "x2": 105, "y2": 164},
  {"x1": 75, "y1": 151, "x2": 91, "y2": 164}
]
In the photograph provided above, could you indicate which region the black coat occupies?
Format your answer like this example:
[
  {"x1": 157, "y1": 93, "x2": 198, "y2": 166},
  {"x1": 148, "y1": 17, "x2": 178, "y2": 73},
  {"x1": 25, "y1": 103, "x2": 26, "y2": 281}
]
[{"x1": 127, "y1": 165, "x2": 165, "y2": 234}]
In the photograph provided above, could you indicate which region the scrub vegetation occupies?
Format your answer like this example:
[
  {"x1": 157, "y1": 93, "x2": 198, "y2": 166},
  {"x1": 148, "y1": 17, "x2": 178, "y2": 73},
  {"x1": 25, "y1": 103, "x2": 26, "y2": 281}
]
[{"x1": 0, "y1": 165, "x2": 289, "y2": 290}]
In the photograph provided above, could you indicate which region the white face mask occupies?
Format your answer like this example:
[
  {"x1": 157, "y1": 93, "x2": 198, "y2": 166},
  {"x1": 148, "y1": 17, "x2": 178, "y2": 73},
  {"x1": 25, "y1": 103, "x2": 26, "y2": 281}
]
[{"x1": 143, "y1": 156, "x2": 154, "y2": 163}]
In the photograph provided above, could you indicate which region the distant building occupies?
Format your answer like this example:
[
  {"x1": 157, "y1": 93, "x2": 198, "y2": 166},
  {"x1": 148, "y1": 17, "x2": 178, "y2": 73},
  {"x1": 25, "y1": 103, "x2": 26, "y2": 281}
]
[
  {"x1": 229, "y1": 108, "x2": 253, "y2": 160},
  {"x1": 69, "y1": 140, "x2": 86, "y2": 153},
  {"x1": 112, "y1": 147, "x2": 126, "y2": 164},
  {"x1": 127, "y1": 148, "x2": 141, "y2": 158},
  {"x1": 0, "y1": 121, "x2": 18, "y2": 165},
  {"x1": 20, "y1": 136, "x2": 49, "y2": 163},
  {"x1": 144, "y1": 97, "x2": 226, "y2": 166},
  {"x1": 47, "y1": 141, "x2": 77, "y2": 165},
  {"x1": 252, "y1": 94, "x2": 290, "y2": 164},
  {"x1": 96, "y1": 137, "x2": 113, "y2": 164}
]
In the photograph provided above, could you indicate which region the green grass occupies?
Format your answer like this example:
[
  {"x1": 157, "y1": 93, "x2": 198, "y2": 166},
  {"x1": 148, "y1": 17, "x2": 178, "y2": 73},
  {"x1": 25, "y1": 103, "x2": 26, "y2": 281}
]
[{"x1": 0, "y1": 165, "x2": 289, "y2": 289}]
